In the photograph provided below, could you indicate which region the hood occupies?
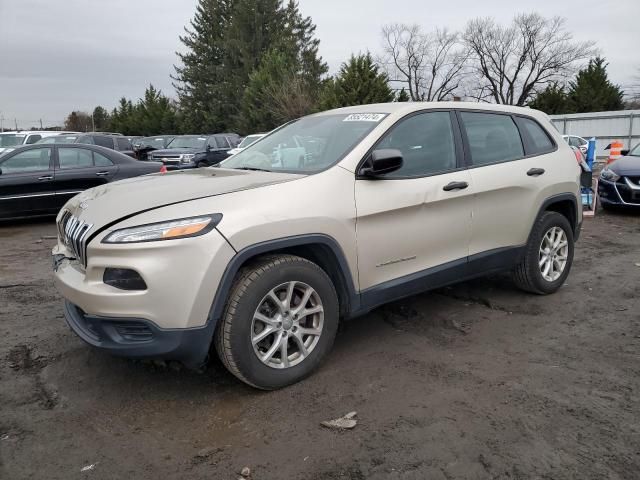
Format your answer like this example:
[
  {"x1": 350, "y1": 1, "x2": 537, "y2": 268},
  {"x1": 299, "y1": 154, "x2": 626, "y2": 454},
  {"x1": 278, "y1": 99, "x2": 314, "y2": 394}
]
[
  {"x1": 151, "y1": 147, "x2": 201, "y2": 156},
  {"x1": 63, "y1": 168, "x2": 303, "y2": 229},
  {"x1": 609, "y1": 155, "x2": 640, "y2": 175}
]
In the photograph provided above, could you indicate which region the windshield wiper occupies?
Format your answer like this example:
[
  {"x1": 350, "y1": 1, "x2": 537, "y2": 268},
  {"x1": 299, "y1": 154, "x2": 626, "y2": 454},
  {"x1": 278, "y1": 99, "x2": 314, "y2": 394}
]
[{"x1": 234, "y1": 167, "x2": 272, "y2": 172}]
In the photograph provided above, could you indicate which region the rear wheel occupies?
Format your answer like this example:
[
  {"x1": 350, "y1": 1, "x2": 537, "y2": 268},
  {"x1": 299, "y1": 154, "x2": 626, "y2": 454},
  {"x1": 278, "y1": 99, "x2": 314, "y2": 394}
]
[
  {"x1": 513, "y1": 211, "x2": 574, "y2": 294},
  {"x1": 214, "y1": 255, "x2": 339, "y2": 389},
  {"x1": 197, "y1": 161, "x2": 208, "y2": 168}
]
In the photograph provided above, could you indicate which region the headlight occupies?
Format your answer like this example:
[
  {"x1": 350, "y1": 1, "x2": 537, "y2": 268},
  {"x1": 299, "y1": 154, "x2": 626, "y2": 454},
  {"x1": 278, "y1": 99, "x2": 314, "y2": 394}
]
[
  {"x1": 180, "y1": 154, "x2": 196, "y2": 164},
  {"x1": 600, "y1": 169, "x2": 620, "y2": 182},
  {"x1": 102, "y1": 214, "x2": 222, "y2": 243}
]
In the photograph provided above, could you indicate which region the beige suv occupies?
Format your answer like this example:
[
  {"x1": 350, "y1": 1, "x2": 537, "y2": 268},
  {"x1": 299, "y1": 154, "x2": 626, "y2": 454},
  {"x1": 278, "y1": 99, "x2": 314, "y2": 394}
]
[{"x1": 53, "y1": 102, "x2": 582, "y2": 389}]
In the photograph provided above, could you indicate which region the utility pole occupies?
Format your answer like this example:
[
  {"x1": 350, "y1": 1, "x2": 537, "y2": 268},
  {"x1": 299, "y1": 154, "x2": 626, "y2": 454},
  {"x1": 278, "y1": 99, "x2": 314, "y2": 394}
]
[
  {"x1": 92, "y1": 113, "x2": 95, "y2": 132},
  {"x1": 39, "y1": 118, "x2": 43, "y2": 130},
  {"x1": 14, "y1": 118, "x2": 18, "y2": 131},
  {"x1": 0, "y1": 113, "x2": 4, "y2": 132}
]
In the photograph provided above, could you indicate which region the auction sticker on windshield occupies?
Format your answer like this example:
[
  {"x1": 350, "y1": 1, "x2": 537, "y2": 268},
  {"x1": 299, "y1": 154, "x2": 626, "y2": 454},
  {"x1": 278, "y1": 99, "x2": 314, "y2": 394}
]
[{"x1": 343, "y1": 113, "x2": 386, "y2": 122}]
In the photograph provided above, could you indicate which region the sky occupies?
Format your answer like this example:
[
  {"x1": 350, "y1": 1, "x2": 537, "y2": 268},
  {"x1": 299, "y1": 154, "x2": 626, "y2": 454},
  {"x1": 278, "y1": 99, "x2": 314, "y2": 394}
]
[{"x1": 0, "y1": 0, "x2": 638, "y2": 129}]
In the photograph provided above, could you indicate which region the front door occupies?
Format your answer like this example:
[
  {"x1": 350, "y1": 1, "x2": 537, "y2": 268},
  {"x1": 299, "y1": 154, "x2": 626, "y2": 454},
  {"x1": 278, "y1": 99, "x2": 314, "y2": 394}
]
[
  {"x1": 0, "y1": 146, "x2": 55, "y2": 219},
  {"x1": 355, "y1": 110, "x2": 473, "y2": 292}
]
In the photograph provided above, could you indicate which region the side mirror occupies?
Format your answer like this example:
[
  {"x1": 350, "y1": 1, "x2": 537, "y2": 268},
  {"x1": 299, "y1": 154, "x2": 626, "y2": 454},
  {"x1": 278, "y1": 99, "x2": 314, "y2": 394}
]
[
  {"x1": 361, "y1": 149, "x2": 403, "y2": 177},
  {"x1": 0, "y1": 167, "x2": 3, "y2": 175},
  {"x1": 621, "y1": 149, "x2": 629, "y2": 156},
  {"x1": 206, "y1": 144, "x2": 212, "y2": 152}
]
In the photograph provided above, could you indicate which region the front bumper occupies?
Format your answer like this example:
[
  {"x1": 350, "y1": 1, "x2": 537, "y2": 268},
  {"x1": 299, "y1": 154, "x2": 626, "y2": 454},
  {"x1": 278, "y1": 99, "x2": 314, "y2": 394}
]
[
  {"x1": 53, "y1": 226, "x2": 236, "y2": 331},
  {"x1": 63, "y1": 301, "x2": 213, "y2": 368},
  {"x1": 598, "y1": 178, "x2": 640, "y2": 207}
]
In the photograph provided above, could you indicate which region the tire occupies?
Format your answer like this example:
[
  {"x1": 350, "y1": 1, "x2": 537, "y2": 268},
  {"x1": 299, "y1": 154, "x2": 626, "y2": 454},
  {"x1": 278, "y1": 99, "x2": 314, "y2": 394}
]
[
  {"x1": 512, "y1": 211, "x2": 574, "y2": 295},
  {"x1": 196, "y1": 161, "x2": 208, "y2": 168},
  {"x1": 214, "y1": 254, "x2": 339, "y2": 389}
]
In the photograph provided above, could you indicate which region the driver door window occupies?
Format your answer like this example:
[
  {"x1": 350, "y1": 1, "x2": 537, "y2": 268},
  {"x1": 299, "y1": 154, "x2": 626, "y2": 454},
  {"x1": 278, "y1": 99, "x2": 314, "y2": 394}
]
[{"x1": 376, "y1": 111, "x2": 458, "y2": 177}]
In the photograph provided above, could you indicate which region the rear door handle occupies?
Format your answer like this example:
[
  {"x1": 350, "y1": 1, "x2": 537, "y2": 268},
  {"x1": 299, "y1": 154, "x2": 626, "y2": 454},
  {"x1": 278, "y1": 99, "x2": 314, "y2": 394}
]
[
  {"x1": 37, "y1": 175, "x2": 53, "y2": 181},
  {"x1": 443, "y1": 181, "x2": 469, "y2": 191},
  {"x1": 527, "y1": 168, "x2": 545, "y2": 177},
  {"x1": 95, "y1": 171, "x2": 110, "y2": 177}
]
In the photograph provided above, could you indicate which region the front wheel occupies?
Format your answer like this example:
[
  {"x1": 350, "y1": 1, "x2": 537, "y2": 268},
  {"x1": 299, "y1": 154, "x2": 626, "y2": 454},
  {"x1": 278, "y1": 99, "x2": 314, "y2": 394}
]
[
  {"x1": 214, "y1": 255, "x2": 339, "y2": 389},
  {"x1": 513, "y1": 211, "x2": 574, "y2": 294}
]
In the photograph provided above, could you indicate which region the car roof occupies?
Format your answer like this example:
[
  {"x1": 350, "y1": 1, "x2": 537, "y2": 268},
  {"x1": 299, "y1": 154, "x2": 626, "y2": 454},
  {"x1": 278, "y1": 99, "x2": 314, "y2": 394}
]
[
  {"x1": 312, "y1": 101, "x2": 549, "y2": 120},
  {"x1": 0, "y1": 142, "x2": 135, "y2": 163}
]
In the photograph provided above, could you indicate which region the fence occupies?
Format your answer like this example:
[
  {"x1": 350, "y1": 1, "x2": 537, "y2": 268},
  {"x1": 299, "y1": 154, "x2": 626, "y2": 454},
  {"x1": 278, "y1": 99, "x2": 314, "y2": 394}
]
[{"x1": 550, "y1": 110, "x2": 640, "y2": 159}]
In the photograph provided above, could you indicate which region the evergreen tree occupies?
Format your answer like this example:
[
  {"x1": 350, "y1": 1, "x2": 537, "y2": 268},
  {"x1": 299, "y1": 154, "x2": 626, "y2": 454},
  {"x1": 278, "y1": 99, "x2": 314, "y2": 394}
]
[
  {"x1": 92, "y1": 106, "x2": 110, "y2": 131},
  {"x1": 172, "y1": 0, "x2": 232, "y2": 132},
  {"x1": 395, "y1": 88, "x2": 410, "y2": 102},
  {"x1": 528, "y1": 83, "x2": 569, "y2": 114},
  {"x1": 567, "y1": 57, "x2": 624, "y2": 113},
  {"x1": 137, "y1": 85, "x2": 179, "y2": 135},
  {"x1": 239, "y1": 49, "x2": 316, "y2": 132},
  {"x1": 321, "y1": 53, "x2": 394, "y2": 109}
]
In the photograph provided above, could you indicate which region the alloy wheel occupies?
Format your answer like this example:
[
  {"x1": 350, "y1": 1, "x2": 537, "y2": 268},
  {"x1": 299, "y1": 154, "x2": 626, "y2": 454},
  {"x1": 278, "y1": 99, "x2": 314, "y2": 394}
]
[
  {"x1": 539, "y1": 226, "x2": 569, "y2": 282},
  {"x1": 251, "y1": 281, "x2": 324, "y2": 369}
]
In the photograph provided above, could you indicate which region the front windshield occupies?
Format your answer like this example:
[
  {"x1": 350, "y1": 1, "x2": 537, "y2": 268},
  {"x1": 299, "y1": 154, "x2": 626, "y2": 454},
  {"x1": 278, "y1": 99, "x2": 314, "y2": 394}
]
[
  {"x1": 628, "y1": 144, "x2": 640, "y2": 156},
  {"x1": 36, "y1": 135, "x2": 78, "y2": 144},
  {"x1": 221, "y1": 114, "x2": 387, "y2": 173},
  {"x1": 238, "y1": 135, "x2": 263, "y2": 148},
  {"x1": 140, "y1": 137, "x2": 170, "y2": 149},
  {"x1": 0, "y1": 134, "x2": 26, "y2": 147},
  {"x1": 167, "y1": 136, "x2": 206, "y2": 149}
]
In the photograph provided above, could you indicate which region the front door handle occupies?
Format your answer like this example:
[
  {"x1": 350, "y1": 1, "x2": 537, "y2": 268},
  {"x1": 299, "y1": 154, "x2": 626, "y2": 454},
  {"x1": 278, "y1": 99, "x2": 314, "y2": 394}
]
[
  {"x1": 95, "y1": 171, "x2": 110, "y2": 177},
  {"x1": 527, "y1": 168, "x2": 545, "y2": 177},
  {"x1": 37, "y1": 175, "x2": 53, "y2": 181},
  {"x1": 443, "y1": 181, "x2": 469, "y2": 191}
]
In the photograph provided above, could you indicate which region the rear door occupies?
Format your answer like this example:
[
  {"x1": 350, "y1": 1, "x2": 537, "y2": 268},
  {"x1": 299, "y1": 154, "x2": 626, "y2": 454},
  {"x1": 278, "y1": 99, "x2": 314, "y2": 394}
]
[
  {"x1": 0, "y1": 147, "x2": 55, "y2": 219},
  {"x1": 458, "y1": 110, "x2": 559, "y2": 256},
  {"x1": 210, "y1": 136, "x2": 231, "y2": 164},
  {"x1": 52, "y1": 146, "x2": 118, "y2": 208}
]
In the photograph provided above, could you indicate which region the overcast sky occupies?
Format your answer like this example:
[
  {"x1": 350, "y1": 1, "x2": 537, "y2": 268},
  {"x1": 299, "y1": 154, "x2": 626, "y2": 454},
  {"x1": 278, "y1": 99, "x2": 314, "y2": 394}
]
[{"x1": 1, "y1": 0, "x2": 638, "y2": 129}]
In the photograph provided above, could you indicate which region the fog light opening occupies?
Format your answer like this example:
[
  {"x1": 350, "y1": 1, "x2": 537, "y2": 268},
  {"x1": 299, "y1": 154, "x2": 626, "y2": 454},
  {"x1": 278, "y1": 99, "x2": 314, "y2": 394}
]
[{"x1": 103, "y1": 268, "x2": 147, "y2": 291}]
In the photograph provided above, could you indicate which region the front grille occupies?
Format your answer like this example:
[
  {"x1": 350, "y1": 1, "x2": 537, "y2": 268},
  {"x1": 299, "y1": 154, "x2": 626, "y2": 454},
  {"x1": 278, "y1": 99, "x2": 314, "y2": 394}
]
[{"x1": 57, "y1": 210, "x2": 93, "y2": 267}]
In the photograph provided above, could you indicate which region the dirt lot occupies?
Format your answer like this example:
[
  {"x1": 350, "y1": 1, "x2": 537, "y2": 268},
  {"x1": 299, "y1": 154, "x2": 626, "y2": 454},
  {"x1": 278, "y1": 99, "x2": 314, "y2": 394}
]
[{"x1": 1, "y1": 210, "x2": 639, "y2": 480}]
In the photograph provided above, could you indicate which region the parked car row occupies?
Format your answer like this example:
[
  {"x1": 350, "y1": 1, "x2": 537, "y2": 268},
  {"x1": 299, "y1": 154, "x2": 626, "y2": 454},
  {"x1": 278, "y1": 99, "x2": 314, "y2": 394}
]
[{"x1": 0, "y1": 144, "x2": 165, "y2": 220}]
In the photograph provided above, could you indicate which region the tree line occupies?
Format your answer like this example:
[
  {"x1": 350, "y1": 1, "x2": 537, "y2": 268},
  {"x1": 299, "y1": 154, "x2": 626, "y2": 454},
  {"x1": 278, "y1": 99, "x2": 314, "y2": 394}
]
[{"x1": 64, "y1": 2, "x2": 631, "y2": 136}]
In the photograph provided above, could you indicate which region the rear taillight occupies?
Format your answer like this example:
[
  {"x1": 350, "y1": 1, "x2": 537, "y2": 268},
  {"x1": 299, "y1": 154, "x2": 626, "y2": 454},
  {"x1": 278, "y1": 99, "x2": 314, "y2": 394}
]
[{"x1": 159, "y1": 165, "x2": 167, "y2": 173}]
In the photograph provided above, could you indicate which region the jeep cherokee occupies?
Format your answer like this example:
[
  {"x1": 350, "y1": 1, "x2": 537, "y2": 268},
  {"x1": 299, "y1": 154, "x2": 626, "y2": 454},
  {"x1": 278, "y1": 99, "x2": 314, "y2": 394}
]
[{"x1": 52, "y1": 102, "x2": 582, "y2": 389}]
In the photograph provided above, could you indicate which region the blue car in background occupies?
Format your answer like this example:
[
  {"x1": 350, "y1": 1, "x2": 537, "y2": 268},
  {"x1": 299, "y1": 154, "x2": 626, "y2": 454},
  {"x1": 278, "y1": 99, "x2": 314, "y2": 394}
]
[{"x1": 598, "y1": 143, "x2": 640, "y2": 210}]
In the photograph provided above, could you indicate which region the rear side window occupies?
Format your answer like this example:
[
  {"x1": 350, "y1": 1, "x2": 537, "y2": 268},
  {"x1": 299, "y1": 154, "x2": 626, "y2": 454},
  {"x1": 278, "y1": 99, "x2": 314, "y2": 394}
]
[
  {"x1": 58, "y1": 147, "x2": 93, "y2": 169},
  {"x1": 460, "y1": 112, "x2": 524, "y2": 166},
  {"x1": 26, "y1": 135, "x2": 42, "y2": 144},
  {"x1": 517, "y1": 117, "x2": 555, "y2": 154},
  {"x1": 94, "y1": 152, "x2": 114, "y2": 166},
  {"x1": 216, "y1": 136, "x2": 231, "y2": 149},
  {"x1": 93, "y1": 136, "x2": 114, "y2": 148},
  {"x1": 116, "y1": 137, "x2": 131, "y2": 151}
]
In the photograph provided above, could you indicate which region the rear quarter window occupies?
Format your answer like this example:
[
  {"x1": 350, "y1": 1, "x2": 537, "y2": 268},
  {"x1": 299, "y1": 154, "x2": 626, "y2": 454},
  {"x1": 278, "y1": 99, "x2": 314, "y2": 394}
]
[{"x1": 516, "y1": 117, "x2": 555, "y2": 155}]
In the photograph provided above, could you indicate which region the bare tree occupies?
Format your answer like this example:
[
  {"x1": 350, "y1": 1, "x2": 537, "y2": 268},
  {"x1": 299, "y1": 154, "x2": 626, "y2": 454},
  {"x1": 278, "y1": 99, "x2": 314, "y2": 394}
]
[
  {"x1": 379, "y1": 24, "x2": 468, "y2": 101},
  {"x1": 463, "y1": 13, "x2": 596, "y2": 106}
]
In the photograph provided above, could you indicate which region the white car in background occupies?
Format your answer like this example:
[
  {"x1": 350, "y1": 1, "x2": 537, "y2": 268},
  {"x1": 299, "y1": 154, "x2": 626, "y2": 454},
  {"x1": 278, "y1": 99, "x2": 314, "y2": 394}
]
[
  {"x1": 227, "y1": 133, "x2": 267, "y2": 156},
  {"x1": 0, "y1": 131, "x2": 77, "y2": 156},
  {"x1": 562, "y1": 135, "x2": 588, "y2": 155}
]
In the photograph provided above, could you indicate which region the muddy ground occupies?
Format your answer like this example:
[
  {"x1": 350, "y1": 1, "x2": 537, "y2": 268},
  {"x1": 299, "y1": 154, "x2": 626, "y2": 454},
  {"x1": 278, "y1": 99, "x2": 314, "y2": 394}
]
[{"x1": 1, "y1": 210, "x2": 639, "y2": 480}]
